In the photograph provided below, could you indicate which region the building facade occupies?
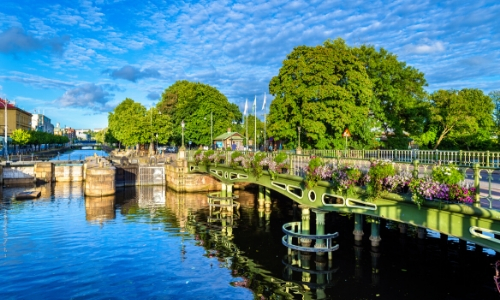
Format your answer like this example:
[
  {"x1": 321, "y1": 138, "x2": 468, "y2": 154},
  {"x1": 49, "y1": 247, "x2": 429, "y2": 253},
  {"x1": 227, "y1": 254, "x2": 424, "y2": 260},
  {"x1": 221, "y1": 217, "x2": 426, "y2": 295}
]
[
  {"x1": 0, "y1": 98, "x2": 33, "y2": 135},
  {"x1": 31, "y1": 113, "x2": 54, "y2": 133}
]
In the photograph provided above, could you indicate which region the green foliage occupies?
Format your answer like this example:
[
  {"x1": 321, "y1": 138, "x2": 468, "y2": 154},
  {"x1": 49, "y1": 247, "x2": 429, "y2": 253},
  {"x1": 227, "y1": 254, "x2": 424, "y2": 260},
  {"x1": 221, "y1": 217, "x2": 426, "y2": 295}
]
[
  {"x1": 430, "y1": 88, "x2": 494, "y2": 150},
  {"x1": 27, "y1": 130, "x2": 68, "y2": 150},
  {"x1": 367, "y1": 160, "x2": 396, "y2": 198},
  {"x1": 431, "y1": 165, "x2": 464, "y2": 185},
  {"x1": 230, "y1": 151, "x2": 243, "y2": 168},
  {"x1": 305, "y1": 157, "x2": 323, "y2": 189},
  {"x1": 10, "y1": 129, "x2": 31, "y2": 146},
  {"x1": 158, "y1": 80, "x2": 242, "y2": 147},
  {"x1": 353, "y1": 45, "x2": 429, "y2": 142},
  {"x1": 108, "y1": 98, "x2": 173, "y2": 151},
  {"x1": 251, "y1": 152, "x2": 267, "y2": 179},
  {"x1": 267, "y1": 38, "x2": 429, "y2": 150},
  {"x1": 268, "y1": 38, "x2": 374, "y2": 150},
  {"x1": 203, "y1": 150, "x2": 215, "y2": 166},
  {"x1": 274, "y1": 152, "x2": 288, "y2": 164}
]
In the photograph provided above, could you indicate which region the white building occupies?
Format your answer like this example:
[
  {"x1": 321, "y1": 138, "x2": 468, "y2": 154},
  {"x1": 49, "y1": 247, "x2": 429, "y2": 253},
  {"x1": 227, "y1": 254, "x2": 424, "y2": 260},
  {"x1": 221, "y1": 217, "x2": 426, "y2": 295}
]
[{"x1": 31, "y1": 113, "x2": 54, "y2": 134}]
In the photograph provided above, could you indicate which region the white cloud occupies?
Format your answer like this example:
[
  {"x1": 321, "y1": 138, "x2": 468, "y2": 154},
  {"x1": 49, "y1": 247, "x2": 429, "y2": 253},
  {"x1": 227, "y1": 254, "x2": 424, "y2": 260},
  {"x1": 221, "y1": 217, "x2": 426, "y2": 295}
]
[
  {"x1": 405, "y1": 41, "x2": 446, "y2": 54},
  {"x1": 57, "y1": 83, "x2": 113, "y2": 111}
]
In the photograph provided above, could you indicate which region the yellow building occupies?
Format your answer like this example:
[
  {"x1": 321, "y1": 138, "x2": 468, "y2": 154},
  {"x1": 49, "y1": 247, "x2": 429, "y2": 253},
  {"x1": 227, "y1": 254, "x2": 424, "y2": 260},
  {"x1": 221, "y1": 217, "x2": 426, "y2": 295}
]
[{"x1": 0, "y1": 98, "x2": 33, "y2": 136}]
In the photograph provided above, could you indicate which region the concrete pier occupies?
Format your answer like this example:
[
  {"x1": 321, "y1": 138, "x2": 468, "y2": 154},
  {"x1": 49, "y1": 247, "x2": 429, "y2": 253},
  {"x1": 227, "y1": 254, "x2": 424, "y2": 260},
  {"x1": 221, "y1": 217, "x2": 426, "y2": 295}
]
[{"x1": 84, "y1": 166, "x2": 116, "y2": 197}]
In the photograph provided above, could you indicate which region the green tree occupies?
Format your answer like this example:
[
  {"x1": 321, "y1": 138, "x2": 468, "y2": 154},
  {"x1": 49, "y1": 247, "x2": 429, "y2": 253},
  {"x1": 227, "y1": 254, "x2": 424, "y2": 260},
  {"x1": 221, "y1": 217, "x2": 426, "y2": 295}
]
[
  {"x1": 108, "y1": 98, "x2": 147, "y2": 148},
  {"x1": 268, "y1": 38, "x2": 375, "y2": 149},
  {"x1": 490, "y1": 91, "x2": 500, "y2": 128},
  {"x1": 353, "y1": 45, "x2": 429, "y2": 149},
  {"x1": 430, "y1": 88, "x2": 494, "y2": 150},
  {"x1": 10, "y1": 129, "x2": 31, "y2": 151},
  {"x1": 108, "y1": 99, "x2": 173, "y2": 154},
  {"x1": 158, "y1": 80, "x2": 242, "y2": 147}
]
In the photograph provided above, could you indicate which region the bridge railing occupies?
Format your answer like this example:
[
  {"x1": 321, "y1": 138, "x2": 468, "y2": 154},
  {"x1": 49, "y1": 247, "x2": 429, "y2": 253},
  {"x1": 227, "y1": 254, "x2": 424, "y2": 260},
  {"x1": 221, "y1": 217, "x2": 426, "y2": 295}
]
[
  {"x1": 301, "y1": 149, "x2": 500, "y2": 168},
  {"x1": 187, "y1": 149, "x2": 500, "y2": 211}
]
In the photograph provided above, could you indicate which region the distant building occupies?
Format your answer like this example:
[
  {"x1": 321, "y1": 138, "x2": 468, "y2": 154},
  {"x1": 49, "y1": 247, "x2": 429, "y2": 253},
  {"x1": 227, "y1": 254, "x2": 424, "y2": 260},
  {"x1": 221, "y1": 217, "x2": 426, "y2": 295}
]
[
  {"x1": 32, "y1": 113, "x2": 54, "y2": 134},
  {"x1": 75, "y1": 129, "x2": 91, "y2": 141},
  {"x1": 0, "y1": 98, "x2": 32, "y2": 135},
  {"x1": 213, "y1": 128, "x2": 244, "y2": 150},
  {"x1": 54, "y1": 123, "x2": 63, "y2": 136}
]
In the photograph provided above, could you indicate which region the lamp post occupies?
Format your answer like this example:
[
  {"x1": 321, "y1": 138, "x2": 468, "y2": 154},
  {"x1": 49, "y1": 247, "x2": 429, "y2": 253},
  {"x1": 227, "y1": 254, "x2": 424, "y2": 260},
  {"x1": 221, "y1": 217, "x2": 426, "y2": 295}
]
[
  {"x1": 181, "y1": 120, "x2": 185, "y2": 148},
  {"x1": 3, "y1": 99, "x2": 8, "y2": 159},
  {"x1": 204, "y1": 112, "x2": 213, "y2": 149},
  {"x1": 297, "y1": 126, "x2": 302, "y2": 154}
]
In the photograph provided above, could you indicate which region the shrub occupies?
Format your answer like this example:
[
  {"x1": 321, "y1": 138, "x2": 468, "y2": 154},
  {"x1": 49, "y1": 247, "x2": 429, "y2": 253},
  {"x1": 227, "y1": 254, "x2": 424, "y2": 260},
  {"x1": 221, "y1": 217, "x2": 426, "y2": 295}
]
[
  {"x1": 367, "y1": 160, "x2": 396, "y2": 198},
  {"x1": 432, "y1": 164, "x2": 464, "y2": 185},
  {"x1": 305, "y1": 156, "x2": 324, "y2": 189}
]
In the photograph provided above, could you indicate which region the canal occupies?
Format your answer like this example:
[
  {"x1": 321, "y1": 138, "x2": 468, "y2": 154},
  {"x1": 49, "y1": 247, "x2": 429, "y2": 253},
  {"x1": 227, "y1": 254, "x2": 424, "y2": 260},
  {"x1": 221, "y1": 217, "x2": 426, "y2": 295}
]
[{"x1": 1, "y1": 152, "x2": 499, "y2": 299}]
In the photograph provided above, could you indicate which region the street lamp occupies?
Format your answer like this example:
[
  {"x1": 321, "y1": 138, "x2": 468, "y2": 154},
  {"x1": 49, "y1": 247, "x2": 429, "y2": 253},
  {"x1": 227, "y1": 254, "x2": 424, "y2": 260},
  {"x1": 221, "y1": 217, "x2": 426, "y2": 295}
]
[
  {"x1": 181, "y1": 120, "x2": 185, "y2": 148},
  {"x1": 205, "y1": 112, "x2": 213, "y2": 149},
  {"x1": 4, "y1": 99, "x2": 8, "y2": 158},
  {"x1": 297, "y1": 126, "x2": 302, "y2": 153}
]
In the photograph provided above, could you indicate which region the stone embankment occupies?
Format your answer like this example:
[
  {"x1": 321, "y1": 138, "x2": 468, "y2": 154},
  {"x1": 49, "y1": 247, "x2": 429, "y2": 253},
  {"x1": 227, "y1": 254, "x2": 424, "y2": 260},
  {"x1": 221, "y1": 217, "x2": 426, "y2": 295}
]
[{"x1": 0, "y1": 150, "x2": 224, "y2": 196}]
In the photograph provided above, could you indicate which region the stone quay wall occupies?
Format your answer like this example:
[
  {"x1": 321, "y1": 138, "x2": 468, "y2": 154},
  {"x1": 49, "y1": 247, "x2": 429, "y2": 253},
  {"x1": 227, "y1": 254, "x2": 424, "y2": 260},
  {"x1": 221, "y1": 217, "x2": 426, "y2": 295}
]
[{"x1": 0, "y1": 160, "x2": 223, "y2": 194}]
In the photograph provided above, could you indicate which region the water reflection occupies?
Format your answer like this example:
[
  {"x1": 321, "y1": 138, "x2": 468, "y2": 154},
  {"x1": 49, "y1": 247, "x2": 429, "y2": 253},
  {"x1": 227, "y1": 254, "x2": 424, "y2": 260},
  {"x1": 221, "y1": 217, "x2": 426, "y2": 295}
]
[{"x1": 2, "y1": 183, "x2": 498, "y2": 299}]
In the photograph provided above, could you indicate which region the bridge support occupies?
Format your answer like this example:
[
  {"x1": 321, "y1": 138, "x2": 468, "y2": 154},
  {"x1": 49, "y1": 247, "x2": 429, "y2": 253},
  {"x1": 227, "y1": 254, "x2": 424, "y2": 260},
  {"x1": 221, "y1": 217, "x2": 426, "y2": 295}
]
[
  {"x1": 353, "y1": 214, "x2": 364, "y2": 242},
  {"x1": 369, "y1": 217, "x2": 382, "y2": 247},
  {"x1": 300, "y1": 206, "x2": 312, "y2": 247}
]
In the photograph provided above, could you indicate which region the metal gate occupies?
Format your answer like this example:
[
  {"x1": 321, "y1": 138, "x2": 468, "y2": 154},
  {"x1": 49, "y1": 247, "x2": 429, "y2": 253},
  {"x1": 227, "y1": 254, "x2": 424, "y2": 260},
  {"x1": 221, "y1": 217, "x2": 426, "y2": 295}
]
[{"x1": 139, "y1": 166, "x2": 165, "y2": 186}]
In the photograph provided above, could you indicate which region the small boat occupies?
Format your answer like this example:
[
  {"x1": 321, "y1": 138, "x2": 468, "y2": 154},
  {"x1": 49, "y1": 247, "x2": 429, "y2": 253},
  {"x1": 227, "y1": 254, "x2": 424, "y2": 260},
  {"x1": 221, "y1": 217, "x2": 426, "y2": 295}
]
[{"x1": 15, "y1": 191, "x2": 41, "y2": 200}]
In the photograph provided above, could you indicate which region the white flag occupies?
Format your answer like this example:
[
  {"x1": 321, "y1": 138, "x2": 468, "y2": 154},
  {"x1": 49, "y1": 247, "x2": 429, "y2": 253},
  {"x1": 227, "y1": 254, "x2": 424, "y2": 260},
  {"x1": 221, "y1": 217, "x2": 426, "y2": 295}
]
[
  {"x1": 262, "y1": 92, "x2": 266, "y2": 111},
  {"x1": 244, "y1": 98, "x2": 248, "y2": 116}
]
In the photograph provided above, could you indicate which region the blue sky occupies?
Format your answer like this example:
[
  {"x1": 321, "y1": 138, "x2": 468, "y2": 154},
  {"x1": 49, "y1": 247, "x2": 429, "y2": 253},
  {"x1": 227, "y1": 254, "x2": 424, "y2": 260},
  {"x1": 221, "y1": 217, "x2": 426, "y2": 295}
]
[{"x1": 0, "y1": 0, "x2": 498, "y2": 130}]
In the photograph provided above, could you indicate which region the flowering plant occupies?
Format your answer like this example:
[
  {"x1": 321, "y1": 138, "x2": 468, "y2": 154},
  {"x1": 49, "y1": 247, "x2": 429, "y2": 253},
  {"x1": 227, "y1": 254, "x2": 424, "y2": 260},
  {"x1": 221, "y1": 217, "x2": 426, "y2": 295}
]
[
  {"x1": 230, "y1": 151, "x2": 244, "y2": 168},
  {"x1": 233, "y1": 155, "x2": 249, "y2": 168},
  {"x1": 382, "y1": 170, "x2": 413, "y2": 193},
  {"x1": 194, "y1": 150, "x2": 204, "y2": 165},
  {"x1": 367, "y1": 160, "x2": 396, "y2": 198},
  {"x1": 251, "y1": 152, "x2": 267, "y2": 179},
  {"x1": 431, "y1": 164, "x2": 464, "y2": 185},
  {"x1": 203, "y1": 150, "x2": 215, "y2": 165},
  {"x1": 217, "y1": 152, "x2": 226, "y2": 163},
  {"x1": 410, "y1": 178, "x2": 475, "y2": 209},
  {"x1": 304, "y1": 156, "x2": 324, "y2": 189},
  {"x1": 331, "y1": 165, "x2": 363, "y2": 195}
]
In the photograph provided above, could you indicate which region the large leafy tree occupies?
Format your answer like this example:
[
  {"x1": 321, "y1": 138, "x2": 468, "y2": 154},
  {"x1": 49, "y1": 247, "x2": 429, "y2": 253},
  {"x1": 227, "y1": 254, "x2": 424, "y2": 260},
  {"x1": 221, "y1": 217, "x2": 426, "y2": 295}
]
[
  {"x1": 430, "y1": 88, "x2": 494, "y2": 150},
  {"x1": 353, "y1": 45, "x2": 429, "y2": 149},
  {"x1": 108, "y1": 98, "x2": 173, "y2": 152},
  {"x1": 268, "y1": 38, "x2": 375, "y2": 149},
  {"x1": 108, "y1": 98, "x2": 147, "y2": 148},
  {"x1": 157, "y1": 80, "x2": 242, "y2": 147}
]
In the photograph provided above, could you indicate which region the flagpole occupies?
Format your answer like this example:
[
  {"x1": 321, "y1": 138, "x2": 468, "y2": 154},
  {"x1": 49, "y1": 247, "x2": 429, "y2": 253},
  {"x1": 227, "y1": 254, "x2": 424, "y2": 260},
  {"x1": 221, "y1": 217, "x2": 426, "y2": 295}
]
[{"x1": 254, "y1": 96, "x2": 257, "y2": 152}]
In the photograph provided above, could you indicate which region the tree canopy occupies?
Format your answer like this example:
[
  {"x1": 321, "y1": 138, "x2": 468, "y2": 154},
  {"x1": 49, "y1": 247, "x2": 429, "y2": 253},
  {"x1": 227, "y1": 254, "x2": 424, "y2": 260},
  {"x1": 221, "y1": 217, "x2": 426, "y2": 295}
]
[
  {"x1": 268, "y1": 39, "x2": 376, "y2": 149},
  {"x1": 108, "y1": 98, "x2": 173, "y2": 151},
  {"x1": 429, "y1": 88, "x2": 494, "y2": 150},
  {"x1": 157, "y1": 80, "x2": 242, "y2": 147},
  {"x1": 11, "y1": 129, "x2": 31, "y2": 146},
  {"x1": 352, "y1": 45, "x2": 429, "y2": 149}
]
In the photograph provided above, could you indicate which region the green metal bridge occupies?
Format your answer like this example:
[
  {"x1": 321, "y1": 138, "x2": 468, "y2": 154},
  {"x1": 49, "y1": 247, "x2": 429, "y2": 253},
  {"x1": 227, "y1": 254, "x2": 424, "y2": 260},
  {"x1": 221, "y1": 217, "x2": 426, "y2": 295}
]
[{"x1": 186, "y1": 149, "x2": 500, "y2": 253}]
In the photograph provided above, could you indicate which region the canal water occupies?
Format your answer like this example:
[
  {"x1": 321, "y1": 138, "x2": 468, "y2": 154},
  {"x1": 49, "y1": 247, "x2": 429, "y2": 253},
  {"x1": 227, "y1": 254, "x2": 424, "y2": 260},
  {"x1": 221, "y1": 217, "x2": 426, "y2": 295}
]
[
  {"x1": 1, "y1": 152, "x2": 499, "y2": 299},
  {"x1": 49, "y1": 148, "x2": 108, "y2": 161}
]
